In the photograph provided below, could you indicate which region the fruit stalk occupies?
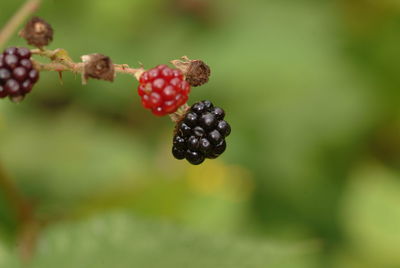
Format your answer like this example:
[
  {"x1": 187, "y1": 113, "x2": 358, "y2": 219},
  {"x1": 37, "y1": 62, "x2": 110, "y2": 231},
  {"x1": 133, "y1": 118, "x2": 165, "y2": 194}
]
[
  {"x1": 30, "y1": 48, "x2": 144, "y2": 80},
  {"x1": 30, "y1": 48, "x2": 188, "y2": 123}
]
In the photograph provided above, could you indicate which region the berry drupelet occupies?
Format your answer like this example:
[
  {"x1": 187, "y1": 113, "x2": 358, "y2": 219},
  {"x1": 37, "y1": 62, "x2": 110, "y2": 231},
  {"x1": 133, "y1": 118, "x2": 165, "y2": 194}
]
[
  {"x1": 172, "y1": 100, "x2": 231, "y2": 165},
  {"x1": 0, "y1": 47, "x2": 39, "y2": 101},
  {"x1": 138, "y1": 64, "x2": 191, "y2": 116}
]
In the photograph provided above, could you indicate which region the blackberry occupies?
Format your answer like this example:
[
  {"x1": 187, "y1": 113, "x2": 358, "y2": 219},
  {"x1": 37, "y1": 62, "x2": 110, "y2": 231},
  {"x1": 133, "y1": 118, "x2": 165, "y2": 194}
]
[
  {"x1": 172, "y1": 100, "x2": 231, "y2": 165},
  {"x1": 0, "y1": 47, "x2": 39, "y2": 101}
]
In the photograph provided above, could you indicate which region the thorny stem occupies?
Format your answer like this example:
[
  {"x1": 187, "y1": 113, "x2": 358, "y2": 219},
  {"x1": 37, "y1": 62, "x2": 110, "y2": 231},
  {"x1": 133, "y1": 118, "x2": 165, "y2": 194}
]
[
  {"x1": 31, "y1": 48, "x2": 189, "y2": 122},
  {"x1": 0, "y1": 2, "x2": 194, "y2": 260},
  {"x1": 31, "y1": 48, "x2": 144, "y2": 81},
  {"x1": 0, "y1": 0, "x2": 42, "y2": 49}
]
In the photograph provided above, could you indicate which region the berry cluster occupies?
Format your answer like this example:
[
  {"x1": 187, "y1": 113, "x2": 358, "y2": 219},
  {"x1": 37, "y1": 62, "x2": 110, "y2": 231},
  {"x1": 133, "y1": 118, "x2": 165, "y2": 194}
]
[
  {"x1": 0, "y1": 47, "x2": 39, "y2": 100},
  {"x1": 1, "y1": 16, "x2": 228, "y2": 165},
  {"x1": 138, "y1": 64, "x2": 190, "y2": 116},
  {"x1": 172, "y1": 100, "x2": 231, "y2": 165}
]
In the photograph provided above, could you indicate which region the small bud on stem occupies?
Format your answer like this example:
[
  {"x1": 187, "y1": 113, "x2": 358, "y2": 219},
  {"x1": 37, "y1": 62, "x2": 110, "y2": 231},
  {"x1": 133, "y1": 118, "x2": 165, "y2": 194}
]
[
  {"x1": 81, "y1": 53, "x2": 115, "y2": 84},
  {"x1": 19, "y1": 16, "x2": 53, "y2": 48},
  {"x1": 171, "y1": 56, "x2": 210, "y2": 87}
]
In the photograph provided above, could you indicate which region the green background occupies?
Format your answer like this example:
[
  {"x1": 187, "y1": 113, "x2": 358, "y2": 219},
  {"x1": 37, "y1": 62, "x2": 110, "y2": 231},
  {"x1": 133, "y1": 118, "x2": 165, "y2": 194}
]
[{"x1": 1, "y1": 0, "x2": 400, "y2": 267}]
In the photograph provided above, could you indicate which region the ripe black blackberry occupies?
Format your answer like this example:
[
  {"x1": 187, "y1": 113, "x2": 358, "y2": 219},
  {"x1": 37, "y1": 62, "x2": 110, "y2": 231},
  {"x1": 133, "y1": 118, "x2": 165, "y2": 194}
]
[
  {"x1": 0, "y1": 47, "x2": 39, "y2": 101},
  {"x1": 172, "y1": 100, "x2": 231, "y2": 165}
]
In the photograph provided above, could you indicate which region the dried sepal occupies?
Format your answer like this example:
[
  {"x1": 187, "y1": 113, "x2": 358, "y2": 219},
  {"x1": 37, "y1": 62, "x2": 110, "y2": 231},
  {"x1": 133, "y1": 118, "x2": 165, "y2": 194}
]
[
  {"x1": 9, "y1": 95, "x2": 25, "y2": 103},
  {"x1": 81, "y1": 53, "x2": 115, "y2": 84},
  {"x1": 19, "y1": 17, "x2": 53, "y2": 48},
  {"x1": 171, "y1": 56, "x2": 210, "y2": 87}
]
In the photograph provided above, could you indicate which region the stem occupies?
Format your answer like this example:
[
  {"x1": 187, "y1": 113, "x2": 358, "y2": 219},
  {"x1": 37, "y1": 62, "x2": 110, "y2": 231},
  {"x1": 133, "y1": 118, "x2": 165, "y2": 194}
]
[
  {"x1": 31, "y1": 48, "x2": 144, "y2": 81},
  {"x1": 0, "y1": 0, "x2": 42, "y2": 49},
  {"x1": 169, "y1": 103, "x2": 190, "y2": 123},
  {"x1": 32, "y1": 48, "x2": 189, "y2": 124},
  {"x1": 114, "y1": 64, "x2": 144, "y2": 78}
]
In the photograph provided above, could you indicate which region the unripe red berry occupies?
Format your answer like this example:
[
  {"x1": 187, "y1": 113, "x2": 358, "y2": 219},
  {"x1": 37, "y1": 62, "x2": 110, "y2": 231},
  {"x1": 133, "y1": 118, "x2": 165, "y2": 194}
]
[{"x1": 138, "y1": 65, "x2": 190, "y2": 116}]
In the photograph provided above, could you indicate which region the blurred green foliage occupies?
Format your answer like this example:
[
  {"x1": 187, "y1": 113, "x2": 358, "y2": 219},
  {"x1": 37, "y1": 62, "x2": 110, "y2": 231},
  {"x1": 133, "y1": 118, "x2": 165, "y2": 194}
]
[
  {"x1": 0, "y1": 213, "x2": 317, "y2": 268},
  {"x1": 1, "y1": 0, "x2": 400, "y2": 267}
]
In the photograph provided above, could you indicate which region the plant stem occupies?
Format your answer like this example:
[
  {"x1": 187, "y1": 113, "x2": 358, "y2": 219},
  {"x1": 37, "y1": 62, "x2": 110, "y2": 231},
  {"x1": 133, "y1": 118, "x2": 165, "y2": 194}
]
[
  {"x1": 31, "y1": 48, "x2": 145, "y2": 81},
  {"x1": 0, "y1": 0, "x2": 42, "y2": 49},
  {"x1": 31, "y1": 48, "x2": 190, "y2": 124}
]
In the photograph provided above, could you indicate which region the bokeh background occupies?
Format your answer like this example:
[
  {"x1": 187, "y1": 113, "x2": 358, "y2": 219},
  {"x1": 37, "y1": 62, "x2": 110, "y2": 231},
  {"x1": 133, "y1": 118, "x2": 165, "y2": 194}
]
[{"x1": 1, "y1": 0, "x2": 400, "y2": 267}]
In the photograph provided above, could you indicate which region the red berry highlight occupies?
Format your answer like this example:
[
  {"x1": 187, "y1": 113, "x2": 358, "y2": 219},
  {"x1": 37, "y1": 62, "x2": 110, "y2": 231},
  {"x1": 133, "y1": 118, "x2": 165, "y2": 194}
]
[{"x1": 138, "y1": 65, "x2": 190, "y2": 116}]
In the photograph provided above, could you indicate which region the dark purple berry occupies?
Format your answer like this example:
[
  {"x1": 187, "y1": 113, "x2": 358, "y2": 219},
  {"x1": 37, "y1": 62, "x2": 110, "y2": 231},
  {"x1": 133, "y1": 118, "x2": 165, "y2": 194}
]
[
  {"x1": 0, "y1": 47, "x2": 39, "y2": 101},
  {"x1": 13, "y1": 67, "x2": 28, "y2": 81},
  {"x1": 172, "y1": 147, "x2": 186, "y2": 160},
  {"x1": 4, "y1": 54, "x2": 19, "y2": 69},
  {"x1": 171, "y1": 100, "x2": 230, "y2": 165},
  {"x1": 217, "y1": 120, "x2": 231, "y2": 137},
  {"x1": 193, "y1": 126, "x2": 205, "y2": 137},
  {"x1": 202, "y1": 100, "x2": 213, "y2": 110},
  {"x1": 5, "y1": 79, "x2": 20, "y2": 95},
  {"x1": 173, "y1": 136, "x2": 186, "y2": 150},
  {"x1": 214, "y1": 140, "x2": 226, "y2": 155},
  {"x1": 28, "y1": 69, "x2": 39, "y2": 83},
  {"x1": 5, "y1": 47, "x2": 17, "y2": 55},
  {"x1": 187, "y1": 136, "x2": 199, "y2": 150},
  {"x1": 212, "y1": 107, "x2": 225, "y2": 120},
  {"x1": 199, "y1": 138, "x2": 212, "y2": 154},
  {"x1": 208, "y1": 129, "x2": 222, "y2": 145},
  {"x1": 0, "y1": 68, "x2": 11, "y2": 81},
  {"x1": 191, "y1": 102, "x2": 205, "y2": 114},
  {"x1": 186, "y1": 150, "x2": 204, "y2": 165},
  {"x1": 17, "y1": 47, "x2": 31, "y2": 59},
  {"x1": 179, "y1": 123, "x2": 192, "y2": 136},
  {"x1": 200, "y1": 112, "x2": 216, "y2": 130},
  {"x1": 184, "y1": 112, "x2": 198, "y2": 127},
  {"x1": 21, "y1": 80, "x2": 33, "y2": 93},
  {"x1": 19, "y1": 59, "x2": 32, "y2": 69}
]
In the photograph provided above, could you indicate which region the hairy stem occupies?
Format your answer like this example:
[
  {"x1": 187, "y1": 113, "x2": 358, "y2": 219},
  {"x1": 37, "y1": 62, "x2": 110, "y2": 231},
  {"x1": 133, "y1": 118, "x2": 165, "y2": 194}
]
[
  {"x1": 31, "y1": 48, "x2": 144, "y2": 81},
  {"x1": 31, "y1": 48, "x2": 188, "y2": 122},
  {"x1": 0, "y1": 0, "x2": 42, "y2": 49}
]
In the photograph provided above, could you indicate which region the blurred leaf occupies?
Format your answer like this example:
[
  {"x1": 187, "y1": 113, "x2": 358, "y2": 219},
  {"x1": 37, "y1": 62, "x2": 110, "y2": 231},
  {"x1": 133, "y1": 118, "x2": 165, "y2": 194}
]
[
  {"x1": 73, "y1": 160, "x2": 254, "y2": 235},
  {"x1": 0, "y1": 192, "x2": 18, "y2": 243},
  {"x1": 0, "y1": 242, "x2": 16, "y2": 268},
  {"x1": 0, "y1": 108, "x2": 151, "y2": 215},
  {"x1": 0, "y1": 213, "x2": 318, "y2": 268},
  {"x1": 341, "y1": 164, "x2": 400, "y2": 266}
]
